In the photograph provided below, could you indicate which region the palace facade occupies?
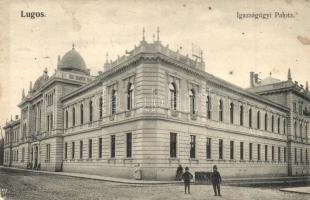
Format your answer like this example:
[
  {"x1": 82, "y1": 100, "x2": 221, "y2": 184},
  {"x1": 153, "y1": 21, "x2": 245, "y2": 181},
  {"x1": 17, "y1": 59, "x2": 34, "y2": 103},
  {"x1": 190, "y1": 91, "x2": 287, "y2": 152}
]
[{"x1": 3, "y1": 34, "x2": 310, "y2": 180}]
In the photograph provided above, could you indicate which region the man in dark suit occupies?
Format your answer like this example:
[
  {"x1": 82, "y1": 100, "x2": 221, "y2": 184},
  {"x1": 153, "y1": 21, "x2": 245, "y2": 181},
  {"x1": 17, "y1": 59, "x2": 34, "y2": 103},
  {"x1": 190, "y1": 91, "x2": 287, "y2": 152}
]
[{"x1": 211, "y1": 165, "x2": 222, "y2": 196}]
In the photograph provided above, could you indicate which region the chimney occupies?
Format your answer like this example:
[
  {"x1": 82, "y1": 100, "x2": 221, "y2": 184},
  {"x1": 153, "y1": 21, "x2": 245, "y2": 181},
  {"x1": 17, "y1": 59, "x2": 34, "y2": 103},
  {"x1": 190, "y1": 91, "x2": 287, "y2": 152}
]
[
  {"x1": 250, "y1": 72, "x2": 255, "y2": 87},
  {"x1": 306, "y1": 81, "x2": 309, "y2": 92},
  {"x1": 288, "y1": 68, "x2": 292, "y2": 81}
]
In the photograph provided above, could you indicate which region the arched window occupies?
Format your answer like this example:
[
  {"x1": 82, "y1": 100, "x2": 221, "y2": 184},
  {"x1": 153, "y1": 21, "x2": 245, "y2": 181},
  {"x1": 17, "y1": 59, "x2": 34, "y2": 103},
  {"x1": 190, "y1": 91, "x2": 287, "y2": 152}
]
[
  {"x1": 89, "y1": 100, "x2": 93, "y2": 122},
  {"x1": 219, "y1": 99, "x2": 223, "y2": 122},
  {"x1": 72, "y1": 107, "x2": 75, "y2": 127},
  {"x1": 264, "y1": 113, "x2": 268, "y2": 131},
  {"x1": 111, "y1": 90, "x2": 116, "y2": 114},
  {"x1": 169, "y1": 83, "x2": 177, "y2": 111},
  {"x1": 271, "y1": 115, "x2": 274, "y2": 132},
  {"x1": 189, "y1": 89, "x2": 196, "y2": 114},
  {"x1": 240, "y1": 105, "x2": 244, "y2": 126},
  {"x1": 99, "y1": 97, "x2": 103, "y2": 119},
  {"x1": 127, "y1": 83, "x2": 134, "y2": 110},
  {"x1": 65, "y1": 110, "x2": 68, "y2": 128},
  {"x1": 277, "y1": 117, "x2": 280, "y2": 134},
  {"x1": 206, "y1": 95, "x2": 211, "y2": 119},
  {"x1": 249, "y1": 108, "x2": 252, "y2": 128},
  {"x1": 257, "y1": 111, "x2": 260, "y2": 129},
  {"x1": 230, "y1": 102, "x2": 234, "y2": 124},
  {"x1": 80, "y1": 104, "x2": 84, "y2": 124}
]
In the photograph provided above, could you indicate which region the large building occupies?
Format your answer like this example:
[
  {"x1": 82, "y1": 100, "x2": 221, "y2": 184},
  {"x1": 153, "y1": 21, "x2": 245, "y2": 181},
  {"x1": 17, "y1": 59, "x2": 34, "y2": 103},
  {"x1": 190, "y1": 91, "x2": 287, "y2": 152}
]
[{"x1": 3, "y1": 32, "x2": 310, "y2": 180}]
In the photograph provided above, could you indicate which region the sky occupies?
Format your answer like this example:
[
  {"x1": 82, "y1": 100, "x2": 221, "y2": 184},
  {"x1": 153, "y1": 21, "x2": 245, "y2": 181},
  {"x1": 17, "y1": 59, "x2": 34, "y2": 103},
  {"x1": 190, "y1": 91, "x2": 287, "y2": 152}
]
[{"x1": 0, "y1": 0, "x2": 309, "y2": 136}]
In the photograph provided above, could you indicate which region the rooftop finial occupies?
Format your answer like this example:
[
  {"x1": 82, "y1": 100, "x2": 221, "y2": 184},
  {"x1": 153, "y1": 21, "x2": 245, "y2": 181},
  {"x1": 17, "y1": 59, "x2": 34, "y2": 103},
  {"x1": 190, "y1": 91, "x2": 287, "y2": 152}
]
[
  {"x1": 152, "y1": 34, "x2": 155, "y2": 42},
  {"x1": 306, "y1": 81, "x2": 309, "y2": 92},
  {"x1": 22, "y1": 88, "x2": 25, "y2": 99},
  {"x1": 44, "y1": 67, "x2": 48, "y2": 74},
  {"x1": 57, "y1": 55, "x2": 61, "y2": 69},
  {"x1": 142, "y1": 27, "x2": 145, "y2": 41},
  {"x1": 72, "y1": 42, "x2": 75, "y2": 49},
  {"x1": 156, "y1": 26, "x2": 160, "y2": 41},
  {"x1": 106, "y1": 52, "x2": 109, "y2": 63},
  {"x1": 288, "y1": 68, "x2": 292, "y2": 81},
  {"x1": 269, "y1": 72, "x2": 272, "y2": 77}
]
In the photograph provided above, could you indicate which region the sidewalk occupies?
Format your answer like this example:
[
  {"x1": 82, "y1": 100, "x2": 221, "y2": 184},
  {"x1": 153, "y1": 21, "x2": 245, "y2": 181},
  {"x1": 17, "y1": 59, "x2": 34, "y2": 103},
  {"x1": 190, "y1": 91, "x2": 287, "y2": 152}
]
[
  {"x1": 280, "y1": 187, "x2": 310, "y2": 195},
  {"x1": 1, "y1": 166, "x2": 309, "y2": 185}
]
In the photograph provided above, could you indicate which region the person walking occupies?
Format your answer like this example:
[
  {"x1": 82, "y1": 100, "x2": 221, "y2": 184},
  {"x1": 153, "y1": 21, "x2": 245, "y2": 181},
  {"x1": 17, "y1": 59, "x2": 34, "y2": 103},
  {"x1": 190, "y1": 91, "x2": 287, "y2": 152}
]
[
  {"x1": 175, "y1": 164, "x2": 183, "y2": 181},
  {"x1": 182, "y1": 166, "x2": 193, "y2": 194},
  {"x1": 211, "y1": 165, "x2": 222, "y2": 196},
  {"x1": 134, "y1": 163, "x2": 142, "y2": 180}
]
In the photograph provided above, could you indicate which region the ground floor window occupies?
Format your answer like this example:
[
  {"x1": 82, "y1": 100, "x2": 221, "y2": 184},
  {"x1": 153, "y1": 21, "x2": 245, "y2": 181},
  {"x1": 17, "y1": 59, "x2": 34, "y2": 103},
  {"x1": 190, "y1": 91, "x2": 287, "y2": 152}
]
[
  {"x1": 126, "y1": 133, "x2": 132, "y2": 158},
  {"x1": 272, "y1": 146, "x2": 274, "y2": 161},
  {"x1": 248, "y1": 143, "x2": 251, "y2": 161},
  {"x1": 170, "y1": 133, "x2": 177, "y2": 158},
  {"x1": 284, "y1": 147, "x2": 287, "y2": 162},
  {"x1": 278, "y1": 147, "x2": 281, "y2": 162},
  {"x1": 88, "y1": 139, "x2": 92, "y2": 159},
  {"x1": 265, "y1": 145, "x2": 268, "y2": 161},
  {"x1": 80, "y1": 140, "x2": 83, "y2": 159},
  {"x1": 257, "y1": 144, "x2": 261, "y2": 161},
  {"x1": 294, "y1": 148, "x2": 297, "y2": 163},
  {"x1": 111, "y1": 135, "x2": 115, "y2": 158},
  {"x1": 72, "y1": 142, "x2": 75, "y2": 159},
  {"x1": 219, "y1": 139, "x2": 223, "y2": 160},
  {"x1": 46, "y1": 144, "x2": 50, "y2": 162},
  {"x1": 206, "y1": 138, "x2": 211, "y2": 159},
  {"x1": 230, "y1": 141, "x2": 234, "y2": 160},
  {"x1": 190, "y1": 135, "x2": 196, "y2": 159},
  {"x1": 98, "y1": 138, "x2": 102, "y2": 159}
]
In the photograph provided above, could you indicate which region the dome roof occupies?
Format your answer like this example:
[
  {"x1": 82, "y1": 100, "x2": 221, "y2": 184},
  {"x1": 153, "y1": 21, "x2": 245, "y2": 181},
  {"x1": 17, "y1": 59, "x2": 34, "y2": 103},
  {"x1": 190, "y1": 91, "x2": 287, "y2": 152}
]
[
  {"x1": 260, "y1": 76, "x2": 281, "y2": 85},
  {"x1": 58, "y1": 46, "x2": 88, "y2": 74},
  {"x1": 33, "y1": 69, "x2": 49, "y2": 91}
]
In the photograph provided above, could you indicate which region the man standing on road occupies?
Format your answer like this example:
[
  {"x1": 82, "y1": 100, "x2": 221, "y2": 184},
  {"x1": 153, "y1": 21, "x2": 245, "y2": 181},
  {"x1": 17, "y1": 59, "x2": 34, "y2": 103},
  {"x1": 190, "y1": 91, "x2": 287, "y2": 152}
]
[{"x1": 211, "y1": 165, "x2": 222, "y2": 197}]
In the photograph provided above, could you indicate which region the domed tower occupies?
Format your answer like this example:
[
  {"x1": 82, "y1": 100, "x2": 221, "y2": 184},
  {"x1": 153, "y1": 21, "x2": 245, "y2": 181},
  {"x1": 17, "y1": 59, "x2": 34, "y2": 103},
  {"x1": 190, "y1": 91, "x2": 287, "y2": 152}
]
[{"x1": 57, "y1": 44, "x2": 90, "y2": 75}]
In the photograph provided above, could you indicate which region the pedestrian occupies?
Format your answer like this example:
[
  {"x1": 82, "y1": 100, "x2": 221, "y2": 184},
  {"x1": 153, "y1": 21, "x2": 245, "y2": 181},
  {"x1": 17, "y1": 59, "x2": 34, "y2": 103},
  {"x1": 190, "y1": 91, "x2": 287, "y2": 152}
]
[
  {"x1": 134, "y1": 163, "x2": 142, "y2": 180},
  {"x1": 182, "y1": 166, "x2": 193, "y2": 194},
  {"x1": 175, "y1": 164, "x2": 183, "y2": 181},
  {"x1": 211, "y1": 165, "x2": 222, "y2": 197}
]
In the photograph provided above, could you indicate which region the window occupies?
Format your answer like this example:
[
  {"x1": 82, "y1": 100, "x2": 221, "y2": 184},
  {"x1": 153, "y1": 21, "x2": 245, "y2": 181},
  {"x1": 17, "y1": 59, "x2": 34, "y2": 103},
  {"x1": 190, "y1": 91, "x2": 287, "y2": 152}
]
[
  {"x1": 299, "y1": 104, "x2": 302, "y2": 115},
  {"x1": 72, "y1": 107, "x2": 76, "y2": 126},
  {"x1": 277, "y1": 117, "x2": 280, "y2": 134},
  {"x1": 300, "y1": 149, "x2": 303, "y2": 162},
  {"x1": 206, "y1": 96, "x2": 211, "y2": 119},
  {"x1": 88, "y1": 139, "x2": 92, "y2": 158},
  {"x1": 257, "y1": 144, "x2": 261, "y2": 161},
  {"x1": 80, "y1": 140, "x2": 83, "y2": 159},
  {"x1": 240, "y1": 105, "x2": 244, "y2": 126},
  {"x1": 271, "y1": 115, "x2": 274, "y2": 132},
  {"x1": 65, "y1": 110, "x2": 68, "y2": 128},
  {"x1": 22, "y1": 147, "x2": 25, "y2": 162},
  {"x1": 294, "y1": 121, "x2": 297, "y2": 139},
  {"x1": 65, "y1": 143, "x2": 68, "y2": 160},
  {"x1": 249, "y1": 108, "x2": 252, "y2": 128},
  {"x1": 98, "y1": 138, "x2": 102, "y2": 158},
  {"x1": 99, "y1": 97, "x2": 103, "y2": 119},
  {"x1": 257, "y1": 111, "x2": 260, "y2": 129},
  {"x1": 240, "y1": 142, "x2": 244, "y2": 160},
  {"x1": 111, "y1": 90, "x2": 116, "y2": 114},
  {"x1": 230, "y1": 141, "x2": 234, "y2": 160},
  {"x1": 283, "y1": 119, "x2": 286, "y2": 134},
  {"x1": 80, "y1": 104, "x2": 84, "y2": 124},
  {"x1": 264, "y1": 113, "x2": 268, "y2": 131},
  {"x1": 190, "y1": 135, "x2": 196, "y2": 158},
  {"x1": 89, "y1": 100, "x2": 93, "y2": 122},
  {"x1": 47, "y1": 115, "x2": 50, "y2": 131},
  {"x1": 272, "y1": 146, "x2": 274, "y2": 161},
  {"x1": 219, "y1": 99, "x2": 223, "y2": 121},
  {"x1": 293, "y1": 102, "x2": 296, "y2": 112},
  {"x1": 170, "y1": 133, "x2": 177, "y2": 158},
  {"x1": 284, "y1": 147, "x2": 287, "y2": 162},
  {"x1": 265, "y1": 145, "x2": 268, "y2": 161},
  {"x1": 278, "y1": 147, "x2": 281, "y2": 162},
  {"x1": 294, "y1": 148, "x2": 297, "y2": 163},
  {"x1": 169, "y1": 83, "x2": 177, "y2": 111},
  {"x1": 300, "y1": 123, "x2": 303, "y2": 138},
  {"x1": 126, "y1": 133, "x2": 132, "y2": 158},
  {"x1": 50, "y1": 113, "x2": 53, "y2": 129},
  {"x1": 127, "y1": 83, "x2": 134, "y2": 110},
  {"x1": 230, "y1": 103, "x2": 234, "y2": 124},
  {"x1": 206, "y1": 138, "x2": 211, "y2": 159},
  {"x1": 46, "y1": 144, "x2": 50, "y2": 162},
  {"x1": 248, "y1": 143, "x2": 252, "y2": 161},
  {"x1": 111, "y1": 135, "x2": 115, "y2": 158},
  {"x1": 306, "y1": 149, "x2": 308, "y2": 162},
  {"x1": 219, "y1": 139, "x2": 223, "y2": 159},
  {"x1": 72, "y1": 142, "x2": 75, "y2": 159},
  {"x1": 189, "y1": 89, "x2": 196, "y2": 114}
]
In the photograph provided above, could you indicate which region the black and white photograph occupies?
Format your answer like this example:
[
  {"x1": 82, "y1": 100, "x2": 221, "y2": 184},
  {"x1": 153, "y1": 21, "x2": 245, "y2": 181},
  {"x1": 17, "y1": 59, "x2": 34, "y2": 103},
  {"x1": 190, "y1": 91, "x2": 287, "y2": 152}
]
[{"x1": 0, "y1": 0, "x2": 309, "y2": 199}]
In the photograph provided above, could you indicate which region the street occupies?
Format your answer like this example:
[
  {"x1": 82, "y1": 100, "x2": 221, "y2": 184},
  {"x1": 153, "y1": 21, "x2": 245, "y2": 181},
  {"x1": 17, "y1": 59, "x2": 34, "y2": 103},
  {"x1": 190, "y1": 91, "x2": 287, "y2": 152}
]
[{"x1": 0, "y1": 168, "x2": 308, "y2": 200}]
